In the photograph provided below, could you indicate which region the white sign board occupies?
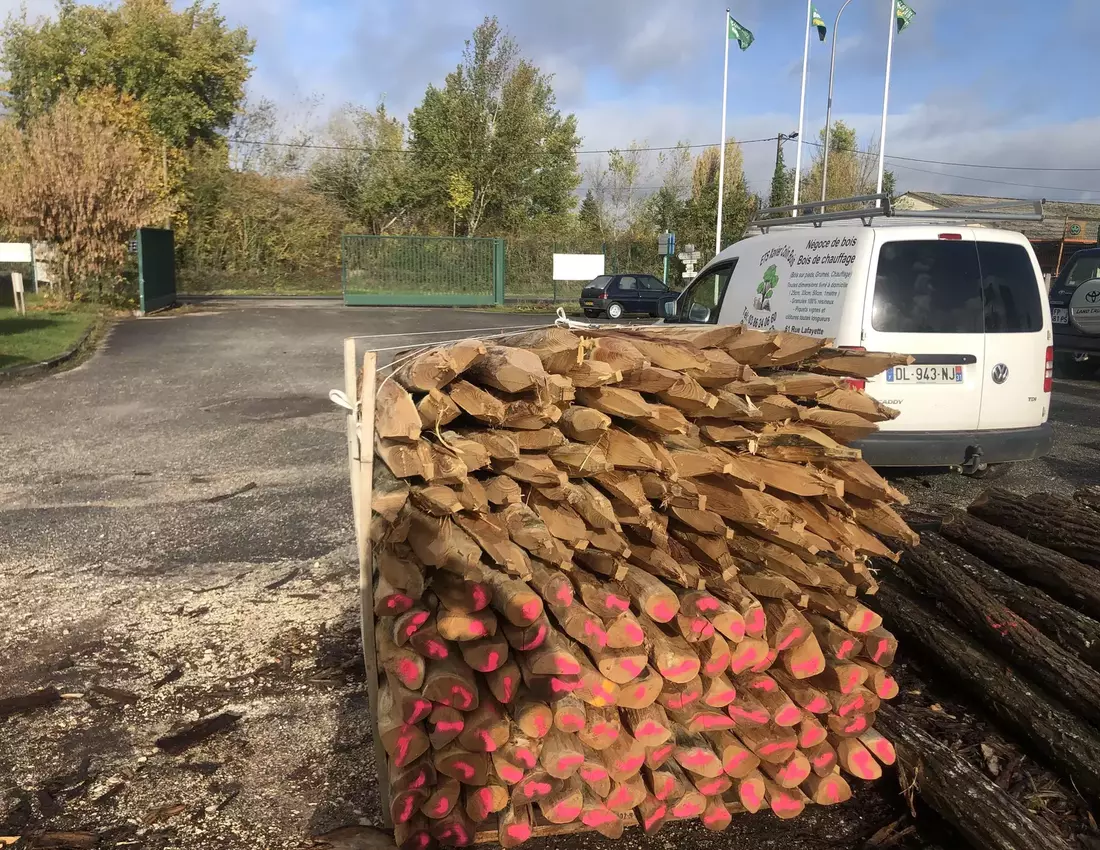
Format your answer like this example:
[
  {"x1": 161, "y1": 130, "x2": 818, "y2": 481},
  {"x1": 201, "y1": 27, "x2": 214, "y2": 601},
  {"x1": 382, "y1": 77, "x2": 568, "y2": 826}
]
[
  {"x1": 724, "y1": 235, "x2": 859, "y2": 338},
  {"x1": 0, "y1": 243, "x2": 32, "y2": 264},
  {"x1": 553, "y1": 253, "x2": 605, "y2": 282}
]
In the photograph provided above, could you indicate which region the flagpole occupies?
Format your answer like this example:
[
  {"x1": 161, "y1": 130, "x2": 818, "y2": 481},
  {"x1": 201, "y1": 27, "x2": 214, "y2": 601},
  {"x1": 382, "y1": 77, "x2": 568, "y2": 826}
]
[
  {"x1": 716, "y1": 8, "x2": 731, "y2": 254},
  {"x1": 875, "y1": 0, "x2": 897, "y2": 204},
  {"x1": 822, "y1": 0, "x2": 855, "y2": 204},
  {"x1": 791, "y1": 0, "x2": 812, "y2": 217}
]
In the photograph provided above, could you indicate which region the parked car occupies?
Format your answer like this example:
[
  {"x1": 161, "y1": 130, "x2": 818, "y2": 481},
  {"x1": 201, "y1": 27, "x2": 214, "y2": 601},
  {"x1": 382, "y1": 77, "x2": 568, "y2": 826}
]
[
  {"x1": 660, "y1": 213, "x2": 1053, "y2": 475},
  {"x1": 1048, "y1": 247, "x2": 1100, "y2": 377},
  {"x1": 579, "y1": 274, "x2": 673, "y2": 320}
]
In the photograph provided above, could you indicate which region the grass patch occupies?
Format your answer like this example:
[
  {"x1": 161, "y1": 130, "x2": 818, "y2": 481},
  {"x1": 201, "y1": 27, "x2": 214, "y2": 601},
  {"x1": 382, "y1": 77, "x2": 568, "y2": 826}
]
[{"x1": 0, "y1": 296, "x2": 102, "y2": 370}]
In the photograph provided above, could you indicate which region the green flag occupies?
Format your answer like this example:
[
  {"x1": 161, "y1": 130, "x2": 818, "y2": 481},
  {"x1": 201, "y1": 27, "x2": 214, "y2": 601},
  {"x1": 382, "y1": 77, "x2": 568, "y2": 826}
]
[
  {"x1": 728, "y1": 14, "x2": 754, "y2": 50},
  {"x1": 896, "y1": 0, "x2": 916, "y2": 32},
  {"x1": 811, "y1": 5, "x2": 827, "y2": 42}
]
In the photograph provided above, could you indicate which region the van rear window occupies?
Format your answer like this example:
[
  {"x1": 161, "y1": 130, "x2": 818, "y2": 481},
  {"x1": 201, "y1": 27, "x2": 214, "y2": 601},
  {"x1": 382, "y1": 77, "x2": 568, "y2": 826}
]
[
  {"x1": 977, "y1": 243, "x2": 1043, "y2": 333},
  {"x1": 586, "y1": 276, "x2": 613, "y2": 290},
  {"x1": 872, "y1": 241, "x2": 983, "y2": 333}
]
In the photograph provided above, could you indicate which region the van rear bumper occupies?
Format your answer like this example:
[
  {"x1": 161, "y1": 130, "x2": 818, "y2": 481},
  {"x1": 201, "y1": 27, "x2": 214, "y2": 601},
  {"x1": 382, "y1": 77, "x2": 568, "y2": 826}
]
[{"x1": 852, "y1": 423, "x2": 1053, "y2": 468}]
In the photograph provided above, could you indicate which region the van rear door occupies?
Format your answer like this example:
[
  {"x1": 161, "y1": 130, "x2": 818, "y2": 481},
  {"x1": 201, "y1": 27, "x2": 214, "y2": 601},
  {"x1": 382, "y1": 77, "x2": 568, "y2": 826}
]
[
  {"x1": 974, "y1": 236, "x2": 1051, "y2": 430},
  {"x1": 861, "y1": 230, "x2": 985, "y2": 433}
]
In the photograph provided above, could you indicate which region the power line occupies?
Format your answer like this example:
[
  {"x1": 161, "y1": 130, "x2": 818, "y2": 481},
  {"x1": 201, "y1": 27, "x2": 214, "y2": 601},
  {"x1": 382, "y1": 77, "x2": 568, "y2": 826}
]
[
  {"x1": 229, "y1": 134, "x2": 1100, "y2": 194},
  {"x1": 227, "y1": 136, "x2": 783, "y2": 155},
  {"x1": 231, "y1": 133, "x2": 1100, "y2": 175},
  {"x1": 885, "y1": 160, "x2": 1100, "y2": 195}
]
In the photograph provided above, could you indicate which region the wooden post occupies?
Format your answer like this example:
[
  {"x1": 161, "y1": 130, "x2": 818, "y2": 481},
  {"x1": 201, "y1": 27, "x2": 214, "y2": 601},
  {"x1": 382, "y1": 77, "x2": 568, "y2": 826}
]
[{"x1": 346, "y1": 341, "x2": 391, "y2": 825}]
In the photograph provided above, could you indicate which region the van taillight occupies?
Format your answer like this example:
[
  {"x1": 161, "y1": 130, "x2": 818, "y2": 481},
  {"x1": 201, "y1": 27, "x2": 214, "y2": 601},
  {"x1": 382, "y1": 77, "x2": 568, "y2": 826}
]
[
  {"x1": 838, "y1": 346, "x2": 866, "y2": 389},
  {"x1": 1044, "y1": 346, "x2": 1054, "y2": 392}
]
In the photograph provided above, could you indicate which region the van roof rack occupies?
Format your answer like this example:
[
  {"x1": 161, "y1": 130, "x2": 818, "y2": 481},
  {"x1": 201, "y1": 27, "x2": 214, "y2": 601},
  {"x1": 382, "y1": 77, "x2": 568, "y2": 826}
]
[{"x1": 750, "y1": 194, "x2": 1044, "y2": 233}]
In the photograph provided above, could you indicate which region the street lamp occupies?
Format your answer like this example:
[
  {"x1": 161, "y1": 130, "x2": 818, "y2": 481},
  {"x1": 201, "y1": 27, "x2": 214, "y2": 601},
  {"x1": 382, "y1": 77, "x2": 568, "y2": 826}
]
[{"x1": 821, "y1": 0, "x2": 856, "y2": 204}]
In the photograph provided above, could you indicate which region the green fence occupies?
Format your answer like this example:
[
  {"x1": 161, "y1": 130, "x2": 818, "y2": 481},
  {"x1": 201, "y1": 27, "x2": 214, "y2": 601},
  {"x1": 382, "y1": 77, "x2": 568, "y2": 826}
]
[
  {"x1": 343, "y1": 234, "x2": 504, "y2": 306},
  {"x1": 137, "y1": 228, "x2": 177, "y2": 314}
]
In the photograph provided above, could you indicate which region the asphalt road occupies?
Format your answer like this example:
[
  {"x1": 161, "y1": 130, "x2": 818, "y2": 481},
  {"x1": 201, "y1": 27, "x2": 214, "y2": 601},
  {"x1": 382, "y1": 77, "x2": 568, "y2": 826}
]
[{"x1": 1, "y1": 304, "x2": 1098, "y2": 850}]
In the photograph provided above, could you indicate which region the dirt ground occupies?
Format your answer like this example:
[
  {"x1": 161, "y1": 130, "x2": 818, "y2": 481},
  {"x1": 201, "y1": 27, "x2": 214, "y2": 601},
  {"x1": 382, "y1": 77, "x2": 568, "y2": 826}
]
[{"x1": 2, "y1": 304, "x2": 1100, "y2": 850}]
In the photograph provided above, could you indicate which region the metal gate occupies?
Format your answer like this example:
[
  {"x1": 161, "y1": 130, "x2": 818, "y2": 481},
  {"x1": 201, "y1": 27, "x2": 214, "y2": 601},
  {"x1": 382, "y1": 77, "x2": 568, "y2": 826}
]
[
  {"x1": 137, "y1": 228, "x2": 177, "y2": 314},
  {"x1": 342, "y1": 234, "x2": 505, "y2": 307}
]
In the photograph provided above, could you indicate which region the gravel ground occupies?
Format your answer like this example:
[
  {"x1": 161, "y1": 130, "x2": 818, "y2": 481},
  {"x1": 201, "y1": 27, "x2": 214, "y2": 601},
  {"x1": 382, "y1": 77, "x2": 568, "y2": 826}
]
[{"x1": 1, "y1": 305, "x2": 1098, "y2": 850}]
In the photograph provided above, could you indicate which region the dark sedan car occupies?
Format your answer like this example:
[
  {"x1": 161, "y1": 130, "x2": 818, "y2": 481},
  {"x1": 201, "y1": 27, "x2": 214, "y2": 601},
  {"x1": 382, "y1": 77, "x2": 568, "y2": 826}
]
[{"x1": 579, "y1": 274, "x2": 673, "y2": 320}]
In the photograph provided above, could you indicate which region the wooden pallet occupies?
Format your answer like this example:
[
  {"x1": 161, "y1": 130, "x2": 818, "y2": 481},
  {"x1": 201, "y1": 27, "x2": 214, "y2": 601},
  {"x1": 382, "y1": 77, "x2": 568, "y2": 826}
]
[{"x1": 343, "y1": 338, "x2": 392, "y2": 825}]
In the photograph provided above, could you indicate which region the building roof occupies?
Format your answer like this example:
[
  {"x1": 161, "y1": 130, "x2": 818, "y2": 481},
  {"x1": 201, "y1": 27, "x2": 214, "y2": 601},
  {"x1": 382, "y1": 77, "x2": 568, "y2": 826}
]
[{"x1": 900, "y1": 192, "x2": 1100, "y2": 242}]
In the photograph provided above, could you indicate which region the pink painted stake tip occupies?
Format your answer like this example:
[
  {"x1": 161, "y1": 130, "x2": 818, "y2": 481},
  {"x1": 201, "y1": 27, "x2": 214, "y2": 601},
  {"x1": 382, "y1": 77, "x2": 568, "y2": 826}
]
[
  {"x1": 807, "y1": 697, "x2": 828, "y2": 714},
  {"x1": 520, "y1": 600, "x2": 541, "y2": 621},
  {"x1": 507, "y1": 825, "x2": 531, "y2": 840},
  {"x1": 643, "y1": 808, "x2": 666, "y2": 830},
  {"x1": 776, "y1": 628, "x2": 803, "y2": 651},
  {"x1": 742, "y1": 786, "x2": 761, "y2": 807},
  {"x1": 625, "y1": 624, "x2": 644, "y2": 641},
  {"x1": 813, "y1": 752, "x2": 833, "y2": 768},
  {"x1": 776, "y1": 706, "x2": 802, "y2": 726},
  {"x1": 696, "y1": 597, "x2": 719, "y2": 612},
  {"x1": 652, "y1": 602, "x2": 675, "y2": 621}
]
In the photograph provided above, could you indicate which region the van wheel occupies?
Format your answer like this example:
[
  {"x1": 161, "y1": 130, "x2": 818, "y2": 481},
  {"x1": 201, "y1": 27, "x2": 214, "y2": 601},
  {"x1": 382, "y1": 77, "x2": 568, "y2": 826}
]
[
  {"x1": 606, "y1": 302, "x2": 624, "y2": 320},
  {"x1": 966, "y1": 463, "x2": 1010, "y2": 480}
]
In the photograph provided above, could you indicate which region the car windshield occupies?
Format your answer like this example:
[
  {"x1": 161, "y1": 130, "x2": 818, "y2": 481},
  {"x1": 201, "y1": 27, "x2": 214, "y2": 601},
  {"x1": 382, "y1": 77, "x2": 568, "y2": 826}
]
[
  {"x1": 586, "y1": 276, "x2": 613, "y2": 290},
  {"x1": 1065, "y1": 256, "x2": 1100, "y2": 288}
]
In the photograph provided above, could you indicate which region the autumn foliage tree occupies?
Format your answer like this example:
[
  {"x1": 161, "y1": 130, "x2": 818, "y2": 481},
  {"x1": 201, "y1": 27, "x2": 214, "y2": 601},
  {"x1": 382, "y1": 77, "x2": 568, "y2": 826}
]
[{"x1": 0, "y1": 95, "x2": 169, "y2": 299}]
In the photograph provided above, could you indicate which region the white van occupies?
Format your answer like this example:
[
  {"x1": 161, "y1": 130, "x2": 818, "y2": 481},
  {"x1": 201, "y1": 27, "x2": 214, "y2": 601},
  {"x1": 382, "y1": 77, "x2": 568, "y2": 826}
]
[{"x1": 660, "y1": 198, "x2": 1054, "y2": 473}]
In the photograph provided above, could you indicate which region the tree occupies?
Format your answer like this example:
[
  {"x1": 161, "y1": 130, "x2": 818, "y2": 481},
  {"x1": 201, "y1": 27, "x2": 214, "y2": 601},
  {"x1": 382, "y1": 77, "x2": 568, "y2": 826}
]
[
  {"x1": 799, "y1": 121, "x2": 896, "y2": 206},
  {"x1": 0, "y1": 0, "x2": 254, "y2": 148},
  {"x1": 769, "y1": 143, "x2": 792, "y2": 210},
  {"x1": 230, "y1": 95, "x2": 318, "y2": 176},
  {"x1": 309, "y1": 103, "x2": 410, "y2": 234},
  {"x1": 604, "y1": 143, "x2": 651, "y2": 235},
  {"x1": 408, "y1": 17, "x2": 581, "y2": 235},
  {"x1": 179, "y1": 142, "x2": 346, "y2": 292},
  {"x1": 0, "y1": 95, "x2": 169, "y2": 298},
  {"x1": 641, "y1": 141, "x2": 690, "y2": 234},
  {"x1": 683, "y1": 140, "x2": 756, "y2": 255},
  {"x1": 578, "y1": 190, "x2": 602, "y2": 233}
]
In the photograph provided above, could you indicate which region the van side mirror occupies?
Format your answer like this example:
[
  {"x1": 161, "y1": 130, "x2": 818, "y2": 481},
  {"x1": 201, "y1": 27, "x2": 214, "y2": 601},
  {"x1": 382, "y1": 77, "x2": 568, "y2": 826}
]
[
  {"x1": 687, "y1": 303, "x2": 712, "y2": 323},
  {"x1": 660, "y1": 298, "x2": 679, "y2": 319}
]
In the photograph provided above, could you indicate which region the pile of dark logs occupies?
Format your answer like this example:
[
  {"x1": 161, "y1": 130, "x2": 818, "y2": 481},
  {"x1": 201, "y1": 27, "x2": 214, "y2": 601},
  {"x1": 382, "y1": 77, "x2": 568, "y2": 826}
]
[
  {"x1": 367, "y1": 323, "x2": 918, "y2": 847},
  {"x1": 872, "y1": 487, "x2": 1100, "y2": 850}
]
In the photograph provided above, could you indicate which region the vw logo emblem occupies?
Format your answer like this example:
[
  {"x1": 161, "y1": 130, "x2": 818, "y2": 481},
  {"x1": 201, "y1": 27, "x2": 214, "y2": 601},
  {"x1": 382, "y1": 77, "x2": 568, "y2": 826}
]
[{"x1": 992, "y1": 363, "x2": 1009, "y2": 384}]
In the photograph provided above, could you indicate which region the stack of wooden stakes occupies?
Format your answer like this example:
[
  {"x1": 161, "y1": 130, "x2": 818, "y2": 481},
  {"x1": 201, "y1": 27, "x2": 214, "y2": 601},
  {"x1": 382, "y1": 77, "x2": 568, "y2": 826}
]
[{"x1": 368, "y1": 323, "x2": 918, "y2": 848}]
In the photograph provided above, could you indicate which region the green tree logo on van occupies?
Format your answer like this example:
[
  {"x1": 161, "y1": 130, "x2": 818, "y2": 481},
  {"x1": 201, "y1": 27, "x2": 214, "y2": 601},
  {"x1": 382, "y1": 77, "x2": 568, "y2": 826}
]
[{"x1": 754, "y1": 264, "x2": 780, "y2": 311}]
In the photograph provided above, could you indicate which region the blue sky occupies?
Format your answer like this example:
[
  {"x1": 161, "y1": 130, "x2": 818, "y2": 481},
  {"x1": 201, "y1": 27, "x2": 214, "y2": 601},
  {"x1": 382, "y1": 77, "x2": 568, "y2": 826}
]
[{"x1": 5, "y1": 0, "x2": 1099, "y2": 199}]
